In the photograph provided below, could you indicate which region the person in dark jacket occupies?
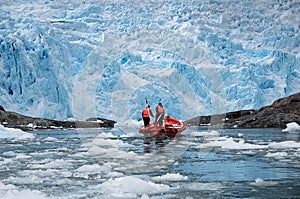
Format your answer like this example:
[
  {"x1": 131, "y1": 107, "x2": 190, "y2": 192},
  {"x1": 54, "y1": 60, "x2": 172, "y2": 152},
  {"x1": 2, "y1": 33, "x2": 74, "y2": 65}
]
[
  {"x1": 142, "y1": 105, "x2": 154, "y2": 126},
  {"x1": 155, "y1": 102, "x2": 165, "y2": 126}
]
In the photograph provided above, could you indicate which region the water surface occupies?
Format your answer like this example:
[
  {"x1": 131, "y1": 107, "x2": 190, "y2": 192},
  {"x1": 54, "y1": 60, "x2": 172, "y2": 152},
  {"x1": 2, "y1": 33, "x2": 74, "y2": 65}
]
[{"x1": 0, "y1": 127, "x2": 299, "y2": 198}]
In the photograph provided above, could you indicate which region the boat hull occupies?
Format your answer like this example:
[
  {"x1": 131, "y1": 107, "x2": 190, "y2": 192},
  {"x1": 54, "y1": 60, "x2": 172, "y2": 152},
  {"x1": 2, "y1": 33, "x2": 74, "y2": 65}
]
[
  {"x1": 139, "y1": 116, "x2": 186, "y2": 138},
  {"x1": 138, "y1": 122, "x2": 164, "y2": 136}
]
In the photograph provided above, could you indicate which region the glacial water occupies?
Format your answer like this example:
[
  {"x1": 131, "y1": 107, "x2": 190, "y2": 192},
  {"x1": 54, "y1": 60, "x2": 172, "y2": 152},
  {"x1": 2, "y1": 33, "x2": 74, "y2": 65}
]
[{"x1": 0, "y1": 127, "x2": 300, "y2": 198}]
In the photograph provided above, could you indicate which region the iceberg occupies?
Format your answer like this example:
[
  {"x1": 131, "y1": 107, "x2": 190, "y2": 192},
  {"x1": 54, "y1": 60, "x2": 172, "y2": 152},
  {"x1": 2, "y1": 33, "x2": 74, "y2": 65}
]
[
  {"x1": 282, "y1": 122, "x2": 300, "y2": 132},
  {"x1": 0, "y1": 124, "x2": 34, "y2": 140},
  {"x1": 0, "y1": 0, "x2": 299, "y2": 123}
]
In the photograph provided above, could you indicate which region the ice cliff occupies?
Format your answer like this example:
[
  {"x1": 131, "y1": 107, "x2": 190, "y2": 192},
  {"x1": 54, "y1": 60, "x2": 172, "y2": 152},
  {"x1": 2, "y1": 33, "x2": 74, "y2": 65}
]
[{"x1": 0, "y1": 0, "x2": 299, "y2": 123}]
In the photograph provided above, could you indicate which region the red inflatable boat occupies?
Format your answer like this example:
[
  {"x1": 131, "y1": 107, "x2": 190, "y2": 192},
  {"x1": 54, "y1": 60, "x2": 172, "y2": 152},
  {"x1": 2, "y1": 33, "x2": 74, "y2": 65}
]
[{"x1": 139, "y1": 116, "x2": 186, "y2": 138}]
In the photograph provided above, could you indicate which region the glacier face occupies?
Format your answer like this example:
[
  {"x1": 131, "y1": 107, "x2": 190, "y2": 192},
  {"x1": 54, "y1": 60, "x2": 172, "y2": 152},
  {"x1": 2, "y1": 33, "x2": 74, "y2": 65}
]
[{"x1": 0, "y1": 0, "x2": 299, "y2": 122}]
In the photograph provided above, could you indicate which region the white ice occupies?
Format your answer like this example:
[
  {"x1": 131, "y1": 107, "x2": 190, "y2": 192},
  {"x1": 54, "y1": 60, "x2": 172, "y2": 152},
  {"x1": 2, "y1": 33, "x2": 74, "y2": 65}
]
[
  {"x1": 0, "y1": 182, "x2": 53, "y2": 199},
  {"x1": 199, "y1": 136, "x2": 268, "y2": 150},
  {"x1": 189, "y1": 130, "x2": 220, "y2": 137},
  {"x1": 96, "y1": 176, "x2": 170, "y2": 198},
  {"x1": 249, "y1": 177, "x2": 278, "y2": 186},
  {"x1": 282, "y1": 122, "x2": 300, "y2": 133},
  {"x1": 153, "y1": 173, "x2": 188, "y2": 181},
  {"x1": 0, "y1": 124, "x2": 35, "y2": 140},
  {"x1": 1, "y1": 1, "x2": 299, "y2": 121},
  {"x1": 268, "y1": 141, "x2": 300, "y2": 149},
  {"x1": 265, "y1": 152, "x2": 288, "y2": 158}
]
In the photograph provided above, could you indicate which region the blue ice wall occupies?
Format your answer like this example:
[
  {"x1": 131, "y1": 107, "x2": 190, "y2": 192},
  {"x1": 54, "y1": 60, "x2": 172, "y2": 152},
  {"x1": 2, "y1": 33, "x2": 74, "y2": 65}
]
[{"x1": 0, "y1": 0, "x2": 299, "y2": 121}]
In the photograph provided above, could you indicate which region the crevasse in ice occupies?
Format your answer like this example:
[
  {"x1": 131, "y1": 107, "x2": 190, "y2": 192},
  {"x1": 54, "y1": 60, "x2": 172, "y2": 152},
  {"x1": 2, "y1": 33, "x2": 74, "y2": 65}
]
[{"x1": 0, "y1": 0, "x2": 299, "y2": 121}]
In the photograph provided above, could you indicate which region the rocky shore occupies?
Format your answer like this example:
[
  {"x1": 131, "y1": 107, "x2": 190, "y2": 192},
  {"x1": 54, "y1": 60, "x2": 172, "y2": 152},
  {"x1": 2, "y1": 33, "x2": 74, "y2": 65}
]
[
  {"x1": 1, "y1": 92, "x2": 299, "y2": 131},
  {"x1": 184, "y1": 92, "x2": 300, "y2": 129},
  {"x1": 0, "y1": 106, "x2": 116, "y2": 131}
]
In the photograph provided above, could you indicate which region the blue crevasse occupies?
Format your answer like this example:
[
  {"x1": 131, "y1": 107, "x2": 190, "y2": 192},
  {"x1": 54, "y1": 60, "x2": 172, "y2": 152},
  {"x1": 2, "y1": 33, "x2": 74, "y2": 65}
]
[{"x1": 0, "y1": 0, "x2": 299, "y2": 121}]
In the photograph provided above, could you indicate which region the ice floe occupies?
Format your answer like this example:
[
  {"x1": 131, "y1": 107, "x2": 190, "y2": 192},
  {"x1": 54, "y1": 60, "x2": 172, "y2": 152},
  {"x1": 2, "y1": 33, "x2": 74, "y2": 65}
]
[
  {"x1": 1, "y1": 127, "x2": 299, "y2": 198},
  {"x1": 249, "y1": 177, "x2": 278, "y2": 186},
  {"x1": 282, "y1": 122, "x2": 300, "y2": 132},
  {"x1": 190, "y1": 130, "x2": 220, "y2": 137},
  {"x1": 76, "y1": 164, "x2": 111, "y2": 173},
  {"x1": 0, "y1": 124, "x2": 35, "y2": 140},
  {"x1": 0, "y1": 182, "x2": 53, "y2": 199},
  {"x1": 200, "y1": 137, "x2": 268, "y2": 150},
  {"x1": 97, "y1": 176, "x2": 170, "y2": 198},
  {"x1": 268, "y1": 141, "x2": 300, "y2": 149},
  {"x1": 91, "y1": 137, "x2": 134, "y2": 148},
  {"x1": 265, "y1": 152, "x2": 288, "y2": 158},
  {"x1": 153, "y1": 173, "x2": 188, "y2": 181},
  {"x1": 96, "y1": 132, "x2": 118, "y2": 138}
]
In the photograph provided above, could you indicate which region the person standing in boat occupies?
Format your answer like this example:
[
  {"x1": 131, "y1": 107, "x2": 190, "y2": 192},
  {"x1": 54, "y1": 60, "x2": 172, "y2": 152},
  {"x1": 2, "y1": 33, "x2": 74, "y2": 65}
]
[
  {"x1": 155, "y1": 102, "x2": 165, "y2": 126},
  {"x1": 142, "y1": 105, "x2": 154, "y2": 126}
]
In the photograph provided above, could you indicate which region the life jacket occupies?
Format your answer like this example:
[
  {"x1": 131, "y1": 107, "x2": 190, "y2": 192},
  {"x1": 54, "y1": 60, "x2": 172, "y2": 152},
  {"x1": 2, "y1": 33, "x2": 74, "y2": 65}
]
[
  {"x1": 157, "y1": 106, "x2": 164, "y2": 114},
  {"x1": 142, "y1": 108, "x2": 150, "y2": 118}
]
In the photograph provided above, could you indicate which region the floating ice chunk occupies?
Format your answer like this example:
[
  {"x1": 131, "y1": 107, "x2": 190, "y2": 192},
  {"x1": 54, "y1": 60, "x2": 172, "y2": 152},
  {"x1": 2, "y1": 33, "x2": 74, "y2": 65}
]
[
  {"x1": 44, "y1": 137, "x2": 58, "y2": 141},
  {"x1": 265, "y1": 152, "x2": 288, "y2": 158},
  {"x1": 201, "y1": 137, "x2": 268, "y2": 150},
  {"x1": 15, "y1": 154, "x2": 32, "y2": 159},
  {"x1": 32, "y1": 159, "x2": 73, "y2": 169},
  {"x1": 141, "y1": 194, "x2": 150, "y2": 199},
  {"x1": 76, "y1": 164, "x2": 111, "y2": 174},
  {"x1": 88, "y1": 146, "x2": 139, "y2": 160},
  {"x1": 15, "y1": 133, "x2": 35, "y2": 140},
  {"x1": 0, "y1": 182, "x2": 51, "y2": 199},
  {"x1": 120, "y1": 131, "x2": 140, "y2": 137},
  {"x1": 282, "y1": 122, "x2": 300, "y2": 132},
  {"x1": 6, "y1": 175, "x2": 43, "y2": 185},
  {"x1": 98, "y1": 176, "x2": 170, "y2": 197},
  {"x1": 0, "y1": 125, "x2": 35, "y2": 140},
  {"x1": 250, "y1": 177, "x2": 278, "y2": 186},
  {"x1": 92, "y1": 137, "x2": 134, "y2": 148},
  {"x1": 96, "y1": 132, "x2": 117, "y2": 138},
  {"x1": 190, "y1": 130, "x2": 219, "y2": 137},
  {"x1": 107, "y1": 171, "x2": 124, "y2": 178},
  {"x1": 269, "y1": 141, "x2": 300, "y2": 148},
  {"x1": 153, "y1": 173, "x2": 188, "y2": 181},
  {"x1": 0, "y1": 158, "x2": 13, "y2": 164}
]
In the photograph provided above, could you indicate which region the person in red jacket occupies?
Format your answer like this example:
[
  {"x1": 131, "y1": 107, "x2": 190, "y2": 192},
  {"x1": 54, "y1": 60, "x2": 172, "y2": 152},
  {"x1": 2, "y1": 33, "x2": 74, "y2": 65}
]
[
  {"x1": 142, "y1": 105, "x2": 154, "y2": 126},
  {"x1": 155, "y1": 102, "x2": 165, "y2": 126}
]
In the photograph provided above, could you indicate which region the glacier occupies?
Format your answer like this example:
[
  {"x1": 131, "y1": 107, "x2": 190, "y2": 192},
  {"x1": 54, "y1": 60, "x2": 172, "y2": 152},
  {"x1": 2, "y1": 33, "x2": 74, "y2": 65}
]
[{"x1": 0, "y1": 0, "x2": 299, "y2": 123}]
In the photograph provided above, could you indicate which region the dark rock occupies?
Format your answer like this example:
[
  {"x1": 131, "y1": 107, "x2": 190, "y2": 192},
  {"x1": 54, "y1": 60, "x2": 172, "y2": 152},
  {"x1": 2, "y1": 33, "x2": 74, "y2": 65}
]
[
  {"x1": 0, "y1": 106, "x2": 5, "y2": 112},
  {"x1": 0, "y1": 107, "x2": 116, "y2": 131},
  {"x1": 184, "y1": 92, "x2": 300, "y2": 129},
  {"x1": 86, "y1": 117, "x2": 116, "y2": 128}
]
